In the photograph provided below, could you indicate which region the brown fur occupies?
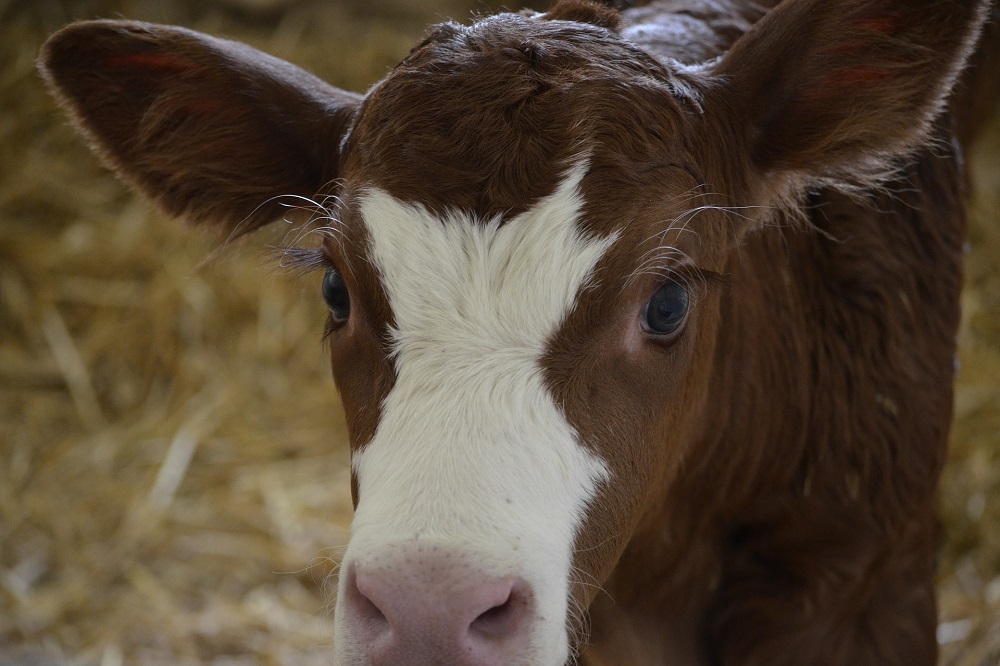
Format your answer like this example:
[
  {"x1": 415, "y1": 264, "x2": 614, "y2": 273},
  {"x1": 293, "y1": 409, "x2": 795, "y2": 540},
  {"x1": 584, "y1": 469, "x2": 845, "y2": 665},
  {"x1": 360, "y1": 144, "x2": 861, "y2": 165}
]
[
  {"x1": 38, "y1": 0, "x2": 998, "y2": 663},
  {"x1": 37, "y1": 20, "x2": 362, "y2": 232}
]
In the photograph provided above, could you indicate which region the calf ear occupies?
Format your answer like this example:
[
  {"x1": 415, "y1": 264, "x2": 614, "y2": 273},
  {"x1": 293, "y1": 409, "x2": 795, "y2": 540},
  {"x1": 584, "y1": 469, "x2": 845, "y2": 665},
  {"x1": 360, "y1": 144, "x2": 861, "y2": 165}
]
[
  {"x1": 39, "y1": 20, "x2": 362, "y2": 233},
  {"x1": 706, "y1": 0, "x2": 989, "y2": 190}
]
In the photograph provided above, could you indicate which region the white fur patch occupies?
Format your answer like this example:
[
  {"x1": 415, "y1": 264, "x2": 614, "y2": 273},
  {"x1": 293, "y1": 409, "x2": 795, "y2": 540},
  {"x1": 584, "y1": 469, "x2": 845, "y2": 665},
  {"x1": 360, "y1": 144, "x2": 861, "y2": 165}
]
[{"x1": 335, "y1": 164, "x2": 614, "y2": 665}]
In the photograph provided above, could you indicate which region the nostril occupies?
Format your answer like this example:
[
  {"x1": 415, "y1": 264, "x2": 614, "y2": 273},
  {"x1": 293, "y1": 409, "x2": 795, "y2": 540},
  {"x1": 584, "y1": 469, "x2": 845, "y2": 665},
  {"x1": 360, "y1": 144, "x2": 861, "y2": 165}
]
[
  {"x1": 471, "y1": 595, "x2": 513, "y2": 637},
  {"x1": 355, "y1": 586, "x2": 388, "y2": 624},
  {"x1": 469, "y1": 580, "x2": 530, "y2": 639},
  {"x1": 349, "y1": 567, "x2": 389, "y2": 628}
]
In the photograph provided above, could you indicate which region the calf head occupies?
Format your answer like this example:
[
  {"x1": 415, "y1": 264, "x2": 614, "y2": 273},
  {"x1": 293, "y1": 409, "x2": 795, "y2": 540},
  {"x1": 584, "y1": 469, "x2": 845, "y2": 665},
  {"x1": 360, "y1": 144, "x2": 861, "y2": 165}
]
[{"x1": 40, "y1": 0, "x2": 987, "y2": 663}]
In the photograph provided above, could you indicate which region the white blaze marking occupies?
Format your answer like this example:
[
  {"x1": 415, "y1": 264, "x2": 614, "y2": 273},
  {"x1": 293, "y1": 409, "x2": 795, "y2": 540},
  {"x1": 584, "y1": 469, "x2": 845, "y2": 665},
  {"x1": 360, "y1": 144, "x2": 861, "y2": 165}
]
[{"x1": 337, "y1": 164, "x2": 613, "y2": 665}]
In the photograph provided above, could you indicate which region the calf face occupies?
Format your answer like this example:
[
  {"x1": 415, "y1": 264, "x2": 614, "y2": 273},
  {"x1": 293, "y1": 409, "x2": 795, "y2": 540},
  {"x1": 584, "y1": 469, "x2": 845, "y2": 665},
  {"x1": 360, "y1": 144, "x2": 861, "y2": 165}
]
[
  {"x1": 332, "y1": 168, "x2": 617, "y2": 665},
  {"x1": 39, "y1": 0, "x2": 988, "y2": 663}
]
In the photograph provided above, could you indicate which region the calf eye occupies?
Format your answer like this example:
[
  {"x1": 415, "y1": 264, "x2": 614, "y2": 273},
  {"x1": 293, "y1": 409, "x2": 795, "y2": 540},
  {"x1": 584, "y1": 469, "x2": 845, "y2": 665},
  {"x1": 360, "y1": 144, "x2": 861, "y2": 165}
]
[
  {"x1": 643, "y1": 280, "x2": 689, "y2": 337},
  {"x1": 322, "y1": 268, "x2": 350, "y2": 323}
]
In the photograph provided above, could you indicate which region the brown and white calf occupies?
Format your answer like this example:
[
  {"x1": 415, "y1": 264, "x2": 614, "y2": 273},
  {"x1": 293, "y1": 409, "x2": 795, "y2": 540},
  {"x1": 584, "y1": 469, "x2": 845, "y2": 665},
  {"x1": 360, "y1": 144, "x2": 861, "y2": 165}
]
[{"x1": 39, "y1": 0, "x2": 997, "y2": 663}]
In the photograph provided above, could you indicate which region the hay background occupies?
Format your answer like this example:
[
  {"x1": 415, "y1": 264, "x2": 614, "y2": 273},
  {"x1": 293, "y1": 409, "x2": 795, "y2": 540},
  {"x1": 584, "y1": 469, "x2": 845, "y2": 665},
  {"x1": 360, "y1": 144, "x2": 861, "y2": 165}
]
[{"x1": 0, "y1": 0, "x2": 997, "y2": 663}]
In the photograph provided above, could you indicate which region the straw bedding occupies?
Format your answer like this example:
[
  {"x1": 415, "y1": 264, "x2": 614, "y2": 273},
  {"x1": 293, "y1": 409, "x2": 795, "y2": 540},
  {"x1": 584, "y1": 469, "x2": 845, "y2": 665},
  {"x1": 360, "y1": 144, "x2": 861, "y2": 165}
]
[{"x1": 0, "y1": 0, "x2": 997, "y2": 663}]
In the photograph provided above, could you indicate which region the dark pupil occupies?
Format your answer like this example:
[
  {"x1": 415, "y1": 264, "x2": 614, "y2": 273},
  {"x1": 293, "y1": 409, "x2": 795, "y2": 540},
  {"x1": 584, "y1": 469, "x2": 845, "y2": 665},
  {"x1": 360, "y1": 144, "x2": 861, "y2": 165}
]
[
  {"x1": 645, "y1": 281, "x2": 688, "y2": 334},
  {"x1": 322, "y1": 269, "x2": 350, "y2": 321}
]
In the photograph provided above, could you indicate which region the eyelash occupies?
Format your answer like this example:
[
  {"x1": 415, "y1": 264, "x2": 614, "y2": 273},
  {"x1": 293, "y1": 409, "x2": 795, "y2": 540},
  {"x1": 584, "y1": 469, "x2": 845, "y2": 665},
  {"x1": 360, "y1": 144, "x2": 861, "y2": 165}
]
[
  {"x1": 276, "y1": 247, "x2": 342, "y2": 341},
  {"x1": 278, "y1": 246, "x2": 329, "y2": 274},
  {"x1": 322, "y1": 316, "x2": 338, "y2": 342},
  {"x1": 649, "y1": 265, "x2": 730, "y2": 297}
]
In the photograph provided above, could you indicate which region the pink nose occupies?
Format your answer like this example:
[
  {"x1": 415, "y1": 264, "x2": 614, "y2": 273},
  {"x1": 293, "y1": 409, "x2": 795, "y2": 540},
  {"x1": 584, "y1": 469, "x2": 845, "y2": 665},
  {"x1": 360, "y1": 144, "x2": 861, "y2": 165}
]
[{"x1": 342, "y1": 559, "x2": 534, "y2": 665}]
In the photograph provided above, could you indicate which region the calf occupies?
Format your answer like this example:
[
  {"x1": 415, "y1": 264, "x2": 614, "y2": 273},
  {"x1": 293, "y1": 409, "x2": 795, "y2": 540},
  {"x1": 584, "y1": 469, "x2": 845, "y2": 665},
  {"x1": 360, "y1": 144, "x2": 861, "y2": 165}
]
[{"x1": 39, "y1": 0, "x2": 995, "y2": 664}]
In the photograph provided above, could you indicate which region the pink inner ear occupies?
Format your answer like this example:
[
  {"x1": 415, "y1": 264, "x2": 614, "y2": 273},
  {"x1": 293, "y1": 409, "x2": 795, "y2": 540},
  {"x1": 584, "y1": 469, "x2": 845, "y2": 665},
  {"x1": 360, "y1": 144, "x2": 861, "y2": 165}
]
[
  {"x1": 105, "y1": 52, "x2": 193, "y2": 75},
  {"x1": 824, "y1": 64, "x2": 896, "y2": 87},
  {"x1": 850, "y1": 16, "x2": 900, "y2": 35},
  {"x1": 802, "y1": 64, "x2": 898, "y2": 102},
  {"x1": 103, "y1": 52, "x2": 225, "y2": 114},
  {"x1": 808, "y1": 11, "x2": 907, "y2": 100},
  {"x1": 180, "y1": 97, "x2": 225, "y2": 114}
]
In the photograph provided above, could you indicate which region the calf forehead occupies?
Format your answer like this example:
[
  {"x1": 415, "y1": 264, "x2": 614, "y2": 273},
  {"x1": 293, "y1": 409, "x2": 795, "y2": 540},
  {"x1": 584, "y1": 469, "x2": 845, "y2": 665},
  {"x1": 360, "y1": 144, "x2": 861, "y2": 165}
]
[
  {"x1": 360, "y1": 163, "x2": 617, "y2": 369},
  {"x1": 342, "y1": 12, "x2": 686, "y2": 222}
]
